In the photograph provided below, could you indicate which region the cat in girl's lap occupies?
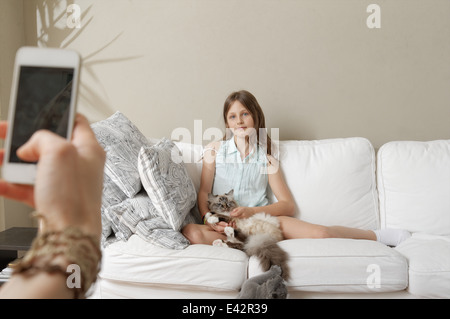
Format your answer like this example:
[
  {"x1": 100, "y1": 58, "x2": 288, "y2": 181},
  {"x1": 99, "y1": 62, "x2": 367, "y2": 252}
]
[{"x1": 206, "y1": 190, "x2": 290, "y2": 280}]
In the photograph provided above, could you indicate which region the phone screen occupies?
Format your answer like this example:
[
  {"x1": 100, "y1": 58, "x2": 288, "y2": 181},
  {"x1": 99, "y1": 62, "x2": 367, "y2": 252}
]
[{"x1": 9, "y1": 66, "x2": 74, "y2": 163}]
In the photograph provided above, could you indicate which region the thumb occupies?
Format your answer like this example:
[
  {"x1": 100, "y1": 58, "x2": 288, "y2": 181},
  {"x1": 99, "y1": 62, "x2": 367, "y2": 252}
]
[{"x1": 16, "y1": 130, "x2": 65, "y2": 162}]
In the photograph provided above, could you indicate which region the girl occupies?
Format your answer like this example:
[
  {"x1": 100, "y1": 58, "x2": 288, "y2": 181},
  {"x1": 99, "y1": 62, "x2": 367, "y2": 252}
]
[{"x1": 182, "y1": 90, "x2": 410, "y2": 247}]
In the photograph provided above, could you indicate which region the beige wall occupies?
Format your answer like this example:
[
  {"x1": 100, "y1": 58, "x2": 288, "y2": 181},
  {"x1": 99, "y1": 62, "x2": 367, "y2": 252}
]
[
  {"x1": 21, "y1": 0, "x2": 449, "y2": 149},
  {"x1": 1, "y1": 0, "x2": 449, "y2": 227}
]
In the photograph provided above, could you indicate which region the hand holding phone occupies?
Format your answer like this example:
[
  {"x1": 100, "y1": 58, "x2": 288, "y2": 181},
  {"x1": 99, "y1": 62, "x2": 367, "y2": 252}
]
[{"x1": 2, "y1": 47, "x2": 80, "y2": 184}]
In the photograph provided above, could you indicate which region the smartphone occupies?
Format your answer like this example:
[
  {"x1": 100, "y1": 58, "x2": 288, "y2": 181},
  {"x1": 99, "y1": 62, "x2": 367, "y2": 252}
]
[{"x1": 2, "y1": 47, "x2": 80, "y2": 184}]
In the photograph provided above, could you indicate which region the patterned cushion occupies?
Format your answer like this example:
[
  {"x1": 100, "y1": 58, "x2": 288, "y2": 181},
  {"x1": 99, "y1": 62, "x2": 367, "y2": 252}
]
[
  {"x1": 91, "y1": 111, "x2": 153, "y2": 197},
  {"x1": 101, "y1": 174, "x2": 128, "y2": 208},
  {"x1": 138, "y1": 138, "x2": 197, "y2": 231},
  {"x1": 100, "y1": 174, "x2": 128, "y2": 243},
  {"x1": 105, "y1": 191, "x2": 191, "y2": 249}
]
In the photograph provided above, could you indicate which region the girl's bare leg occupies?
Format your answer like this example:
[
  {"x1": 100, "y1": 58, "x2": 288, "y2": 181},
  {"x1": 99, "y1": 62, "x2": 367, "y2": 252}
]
[
  {"x1": 278, "y1": 216, "x2": 376, "y2": 240},
  {"x1": 182, "y1": 224, "x2": 227, "y2": 245},
  {"x1": 183, "y1": 217, "x2": 409, "y2": 246}
]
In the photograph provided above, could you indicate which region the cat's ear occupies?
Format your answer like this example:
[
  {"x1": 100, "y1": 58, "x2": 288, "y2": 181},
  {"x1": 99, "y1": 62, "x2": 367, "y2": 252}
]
[
  {"x1": 226, "y1": 189, "x2": 234, "y2": 196},
  {"x1": 208, "y1": 193, "x2": 216, "y2": 200}
]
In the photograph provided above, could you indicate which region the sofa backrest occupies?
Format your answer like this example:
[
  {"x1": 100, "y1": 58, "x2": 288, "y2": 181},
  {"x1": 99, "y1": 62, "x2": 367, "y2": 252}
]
[
  {"x1": 377, "y1": 140, "x2": 450, "y2": 236},
  {"x1": 177, "y1": 137, "x2": 380, "y2": 231},
  {"x1": 174, "y1": 141, "x2": 203, "y2": 193},
  {"x1": 178, "y1": 138, "x2": 450, "y2": 235},
  {"x1": 274, "y1": 137, "x2": 379, "y2": 230}
]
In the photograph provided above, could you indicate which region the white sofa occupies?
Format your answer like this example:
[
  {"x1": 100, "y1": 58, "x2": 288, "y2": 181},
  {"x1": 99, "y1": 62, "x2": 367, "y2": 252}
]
[{"x1": 91, "y1": 117, "x2": 450, "y2": 298}]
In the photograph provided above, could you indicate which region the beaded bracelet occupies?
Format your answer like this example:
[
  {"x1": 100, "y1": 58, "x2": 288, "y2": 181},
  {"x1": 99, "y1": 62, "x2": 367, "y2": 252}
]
[
  {"x1": 202, "y1": 212, "x2": 211, "y2": 225},
  {"x1": 12, "y1": 226, "x2": 101, "y2": 299}
]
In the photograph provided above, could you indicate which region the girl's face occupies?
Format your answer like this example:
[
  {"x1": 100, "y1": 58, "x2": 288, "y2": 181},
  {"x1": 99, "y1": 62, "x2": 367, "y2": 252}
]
[{"x1": 226, "y1": 101, "x2": 255, "y2": 138}]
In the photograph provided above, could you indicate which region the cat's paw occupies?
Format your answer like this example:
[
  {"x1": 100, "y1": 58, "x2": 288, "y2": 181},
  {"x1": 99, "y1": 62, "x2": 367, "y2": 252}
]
[
  {"x1": 224, "y1": 226, "x2": 235, "y2": 238},
  {"x1": 212, "y1": 239, "x2": 227, "y2": 247},
  {"x1": 207, "y1": 216, "x2": 219, "y2": 224}
]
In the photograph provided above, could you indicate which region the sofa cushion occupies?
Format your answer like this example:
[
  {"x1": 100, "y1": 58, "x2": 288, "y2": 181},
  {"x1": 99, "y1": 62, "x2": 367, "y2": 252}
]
[
  {"x1": 92, "y1": 111, "x2": 153, "y2": 197},
  {"x1": 377, "y1": 140, "x2": 450, "y2": 235},
  {"x1": 104, "y1": 191, "x2": 191, "y2": 249},
  {"x1": 395, "y1": 234, "x2": 450, "y2": 298},
  {"x1": 274, "y1": 138, "x2": 379, "y2": 230},
  {"x1": 138, "y1": 138, "x2": 197, "y2": 231},
  {"x1": 248, "y1": 238, "x2": 408, "y2": 293},
  {"x1": 100, "y1": 174, "x2": 128, "y2": 242},
  {"x1": 100, "y1": 234, "x2": 248, "y2": 291}
]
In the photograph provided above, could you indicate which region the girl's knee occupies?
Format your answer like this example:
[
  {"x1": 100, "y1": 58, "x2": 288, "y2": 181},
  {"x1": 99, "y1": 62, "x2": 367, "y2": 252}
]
[
  {"x1": 278, "y1": 216, "x2": 332, "y2": 239},
  {"x1": 182, "y1": 224, "x2": 206, "y2": 244},
  {"x1": 182, "y1": 224, "x2": 200, "y2": 243}
]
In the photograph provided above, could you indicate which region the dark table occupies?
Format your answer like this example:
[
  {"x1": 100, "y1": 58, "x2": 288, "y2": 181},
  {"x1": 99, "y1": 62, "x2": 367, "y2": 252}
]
[{"x1": 0, "y1": 227, "x2": 38, "y2": 270}]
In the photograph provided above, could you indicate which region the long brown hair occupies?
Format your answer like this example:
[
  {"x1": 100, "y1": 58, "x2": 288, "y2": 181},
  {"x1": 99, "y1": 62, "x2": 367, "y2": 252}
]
[{"x1": 223, "y1": 90, "x2": 272, "y2": 156}]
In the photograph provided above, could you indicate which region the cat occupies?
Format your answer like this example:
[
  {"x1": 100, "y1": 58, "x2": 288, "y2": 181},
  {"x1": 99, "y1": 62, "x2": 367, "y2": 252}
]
[
  {"x1": 237, "y1": 265, "x2": 287, "y2": 299},
  {"x1": 206, "y1": 190, "x2": 290, "y2": 280}
]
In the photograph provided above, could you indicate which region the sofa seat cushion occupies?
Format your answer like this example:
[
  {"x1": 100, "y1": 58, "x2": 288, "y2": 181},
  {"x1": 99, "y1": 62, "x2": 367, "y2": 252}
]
[
  {"x1": 395, "y1": 234, "x2": 450, "y2": 298},
  {"x1": 100, "y1": 235, "x2": 248, "y2": 291},
  {"x1": 248, "y1": 238, "x2": 408, "y2": 293}
]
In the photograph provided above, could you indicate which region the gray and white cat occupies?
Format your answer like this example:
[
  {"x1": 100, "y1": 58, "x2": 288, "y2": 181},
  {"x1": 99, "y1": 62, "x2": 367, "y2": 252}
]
[
  {"x1": 237, "y1": 265, "x2": 287, "y2": 299},
  {"x1": 206, "y1": 190, "x2": 290, "y2": 280}
]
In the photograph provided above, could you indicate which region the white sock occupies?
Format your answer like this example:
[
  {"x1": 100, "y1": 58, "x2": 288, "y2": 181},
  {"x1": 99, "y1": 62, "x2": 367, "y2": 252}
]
[{"x1": 374, "y1": 229, "x2": 411, "y2": 247}]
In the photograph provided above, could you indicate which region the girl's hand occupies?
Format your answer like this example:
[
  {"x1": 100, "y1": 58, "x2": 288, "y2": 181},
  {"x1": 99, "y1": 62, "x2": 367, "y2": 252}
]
[
  {"x1": 230, "y1": 207, "x2": 255, "y2": 219},
  {"x1": 207, "y1": 221, "x2": 229, "y2": 233}
]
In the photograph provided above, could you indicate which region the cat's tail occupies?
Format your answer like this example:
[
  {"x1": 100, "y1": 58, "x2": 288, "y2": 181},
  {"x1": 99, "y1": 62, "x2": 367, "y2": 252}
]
[{"x1": 244, "y1": 234, "x2": 290, "y2": 281}]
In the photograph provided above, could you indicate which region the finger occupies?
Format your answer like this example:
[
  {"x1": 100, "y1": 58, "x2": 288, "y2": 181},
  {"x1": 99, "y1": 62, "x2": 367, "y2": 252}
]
[
  {"x1": 0, "y1": 180, "x2": 35, "y2": 207},
  {"x1": 71, "y1": 113, "x2": 105, "y2": 163},
  {"x1": 231, "y1": 210, "x2": 240, "y2": 217},
  {"x1": 16, "y1": 113, "x2": 93, "y2": 162},
  {"x1": 214, "y1": 225, "x2": 225, "y2": 233},
  {"x1": 0, "y1": 121, "x2": 7, "y2": 140},
  {"x1": 71, "y1": 113, "x2": 100, "y2": 149},
  {"x1": 16, "y1": 130, "x2": 67, "y2": 162}
]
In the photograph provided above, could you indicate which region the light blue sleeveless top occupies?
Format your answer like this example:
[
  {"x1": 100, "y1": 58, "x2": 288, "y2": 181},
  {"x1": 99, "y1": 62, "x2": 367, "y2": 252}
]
[{"x1": 212, "y1": 138, "x2": 269, "y2": 207}]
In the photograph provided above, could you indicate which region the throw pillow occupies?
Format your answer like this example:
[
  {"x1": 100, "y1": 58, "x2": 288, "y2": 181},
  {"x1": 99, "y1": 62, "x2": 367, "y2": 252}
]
[
  {"x1": 100, "y1": 174, "x2": 128, "y2": 245},
  {"x1": 91, "y1": 111, "x2": 152, "y2": 197},
  {"x1": 138, "y1": 138, "x2": 197, "y2": 231},
  {"x1": 105, "y1": 191, "x2": 191, "y2": 249}
]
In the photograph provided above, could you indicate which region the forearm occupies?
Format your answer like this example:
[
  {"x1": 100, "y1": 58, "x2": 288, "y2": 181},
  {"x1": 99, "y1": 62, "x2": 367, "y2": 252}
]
[
  {"x1": 0, "y1": 272, "x2": 73, "y2": 299},
  {"x1": 197, "y1": 189, "x2": 210, "y2": 218},
  {"x1": 0, "y1": 227, "x2": 101, "y2": 299},
  {"x1": 250, "y1": 200, "x2": 295, "y2": 217}
]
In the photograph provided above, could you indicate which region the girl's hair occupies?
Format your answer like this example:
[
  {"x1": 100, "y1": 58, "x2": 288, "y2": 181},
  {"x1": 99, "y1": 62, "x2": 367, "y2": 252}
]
[{"x1": 223, "y1": 90, "x2": 272, "y2": 156}]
